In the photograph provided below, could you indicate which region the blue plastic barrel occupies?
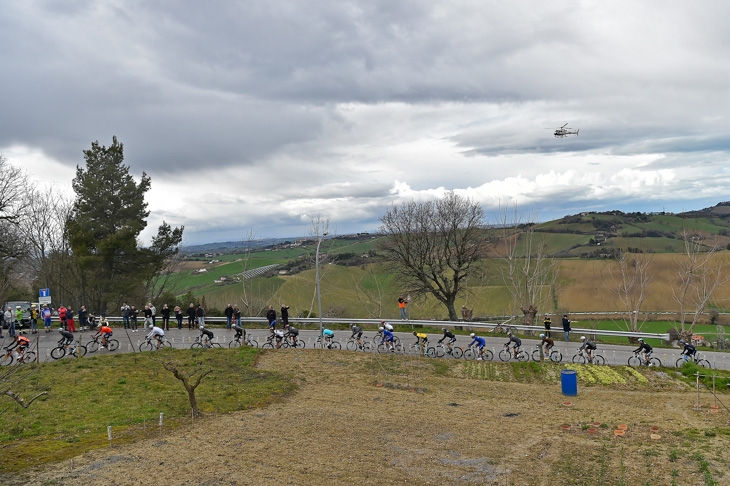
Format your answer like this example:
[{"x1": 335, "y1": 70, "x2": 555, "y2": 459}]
[{"x1": 561, "y1": 369, "x2": 577, "y2": 396}]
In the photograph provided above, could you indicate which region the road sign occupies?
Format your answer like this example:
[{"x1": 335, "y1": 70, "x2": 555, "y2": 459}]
[
  {"x1": 39, "y1": 296, "x2": 52, "y2": 305},
  {"x1": 39, "y1": 288, "x2": 50, "y2": 298}
]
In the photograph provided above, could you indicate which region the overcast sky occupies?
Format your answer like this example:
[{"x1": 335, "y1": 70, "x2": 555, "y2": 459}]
[{"x1": 2, "y1": 1, "x2": 730, "y2": 244}]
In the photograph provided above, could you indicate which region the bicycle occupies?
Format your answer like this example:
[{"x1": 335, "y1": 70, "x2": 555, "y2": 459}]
[
  {"x1": 0, "y1": 347, "x2": 36, "y2": 366},
  {"x1": 50, "y1": 340, "x2": 87, "y2": 359},
  {"x1": 261, "y1": 334, "x2": 288, "y2": 349},
  {"x1": 531, "y1": 345, "x2": 562, "y2": 363},
  {"x1": 434, "y1": 341, "x2": 463, "y2": 359},
  {"x1": 372, "y1": 331, "x2": 400, "y2": 346},
  {"x1": 628, "y1": 351, "x2": 661, "y2": 367},
  {"x1": 86, "y1": 334, "x2": 120, "y2": 353},
  {"x1": 499, "y1": 345, "x2": 529, "y2": 362},
  {"x1": 314, "y1": 336, "x2": 341, "y2": 350},
  {"x1": 376, "y1": 341, "x2": 404, "y2": 354},
  {"x1": 191, "y1": 336, "x2": 222, "y2": 349},
  {"x1": 463, "y1": 345, "x2": 494, "y2": 361},
  {"x1": 139, "y1": 337, "x2": 172, "y2": 352},
  {"x1": 346, "y1": 336, "x2": 371, "y2": 351},
  {"x1": 408, "y1": 341, "x2": 435, "y2": 357},
  {"x1": 571, "y1": 348, "x2": 606, "y2": 365},
  {"x1": 228, "y1": 332, "x2": 258, "y2": 348},
  {"x1": 676, "y1": 353, "x2": 710, "y2": 369},
  {"x1": 284, "y1": 332, "x2": 306, "y2": 349}
]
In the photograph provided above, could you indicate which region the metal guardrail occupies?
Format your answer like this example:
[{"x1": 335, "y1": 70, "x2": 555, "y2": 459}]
[{"x1": 103, "y1": 316, "x2": 671, "y2": 341}]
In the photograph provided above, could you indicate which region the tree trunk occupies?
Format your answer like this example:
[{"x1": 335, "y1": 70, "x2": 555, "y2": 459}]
[
  {"x1": 187, "y1": 387, "x2": 200, "y2": 417},
  {"x1": 446, "y1": 301, "x2": 458, "y2": 321}
]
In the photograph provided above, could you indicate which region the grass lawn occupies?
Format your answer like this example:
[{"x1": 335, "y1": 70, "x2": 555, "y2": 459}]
[{"x1": 0, "y1": 347, "x2": 294, "y2": 472}]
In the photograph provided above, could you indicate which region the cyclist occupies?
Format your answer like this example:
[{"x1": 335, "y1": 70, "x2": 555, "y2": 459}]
[
  {"x1": 539, "y1": 333, "x2": 554, "y2": 357},
  {"x1": 58, "y1": 327, "x2": 75, "y2": 348},
  {"x1": 505, "y1": 332, "x2": 522, "y2": 359},
  {"x1": 438, "y1": 328, "x2": 457, "y2": 354},
  {"x1": 380, "y1": 326, "x2": 395, "y2": 350},
  {"x1": 199, "y1": 325, "x2": 215, "y2": 347},
  {"x1": 412, "y1": 331, "x2": 428, "y2": 353},
  {"x1": 349, "y1": 324, "x2": 364, "y2": 347},
  {"x1": 98, "y1": 323, "x2": 114, "y2": 348},
  {"x1": 146, "y1": 325, "x2": 165, "y2": 349},
  {"x1": 273, "y1": 328, "x2": 285, "y2": 348},
  {"x1": 322, "y1": 328, "x2": 335, "y2": 348},
  {"x1": 381, "y1": 320, "x2": 394, "y2": 333},
  {"x1": 285, "y1": 324, "x2": 299, "y2": 346},
  {"x1": 232, "y1": 323, "x2": 245, "y2": 343},
  {"x1": 6, "y1": 334, "x2": 30, "y2": 357},
  {"x1": 633, "y1": 338, "x2": 653, "y2": 365},
  {"x1": 679, "y1": 340, "x2": 697, "y2": 362},
  {"x1": 469, "y1": 333, "x2": 486, "y2": 360},
  {"x1": 579, "y1": 336, "x2": 597, "y2": 363}
]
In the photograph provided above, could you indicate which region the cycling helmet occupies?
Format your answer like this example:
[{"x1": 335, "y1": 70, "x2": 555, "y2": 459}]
[
  {"x1": 199, "y1": 325, "x2": 204, "y2": 330},
  {"x1": 638, "y1": 338, "x2": 644, "y2": 342},
  {"x1": 441, "y1": 328, "x2": 446, "y2": 332},
  {"x1": 470, "y1": 333, "x2": 475, "y2": 338},
  {"x1": 58, "y1": 328, "x2": 63, "y2": 332},
  {"x1": 412, "y1": 331, "x2": 417, "y2": 336},
  {"x1": 379, "y1": 327, "x2": 384, "y2": 331},
  {"x1": 580, "y1": 336, "x2": 586, "y2": 341},
  {"x1": 507, "y1": 332, "x2": 513, "y2": 337},
  {"x1": 539, "y1": 334, "x2": 545, "y2": 338},
  {"x1": 380, "y1": 320, "x2": 385, "y2": 323},
  {"x1": 679, "y1": 339, "x2": 686, "y2": 344}
]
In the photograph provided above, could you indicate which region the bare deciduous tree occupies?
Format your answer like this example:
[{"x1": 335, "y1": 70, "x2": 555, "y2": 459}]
[
  {"x1": 152, "y1": 355, "x2": 212, "y2": 417},
  {"x1": 305, "y1": 215, "x2": 336, "y2": 318},
  {"x1": 606, "y1": 251, "x2": 653, "y2": 333},
  {"x1": 498, "y1": 207, "x2": 557, "y2": 325},
  {"x1": 0, "y1": 366, "x2": 48, "y2": 409},
  {"x1": 672, "y1": 231, "x2": 728, "y2": 340},
  {"x1": 379, "y1": 192, "x2": 486, "y2": 321}
]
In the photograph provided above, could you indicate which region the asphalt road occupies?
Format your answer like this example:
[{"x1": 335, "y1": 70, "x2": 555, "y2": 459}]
[{"x1": 4, "y1": 326, "x2": 729, "y2": 371}]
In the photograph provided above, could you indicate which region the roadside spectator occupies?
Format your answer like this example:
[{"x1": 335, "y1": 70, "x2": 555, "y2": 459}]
[
  {"x1": 149, "y1": 302, "x2": 157, "y2": 326},
  {"x1": 130, "y1": 305, "x2": 139, "y2": 331},
  {"x1": 281, "y1": 304, "x2": 290, "y2": 327},
  {"x1": 233, "y1": 304, "x2": 241, "y2": 328},
  {"x1": 187, "y1": 303, "x2": 196, "y2": 329},
  {"x1": 224, "y1": 304, "x2": 234, "y2": 330},
  {"x1": 143, "y1": 305, "x2": 153, "y2": 328},
  {"x1": 78, "y1": 305, "x2": 88, "y2": 331},
  {"x1": 7, "y1": 306, "x2": 17, "y2": 336},
  {"x1": 398, "y1": 296, "x2": 407, "y2": 320},
  {"x1": 543, "y1": 314, "x2": 552, "y2": 339},
  {"x1": 196, "y1": 304, "x2": 206, "y2": 327},
  {"x1": 58, "y1": 305, "x2": 67, "y2": 331},
  {"x1": 0, "y1": 310, "x2": 4, "y2": 338},
  {"x1": 121, "y1": 303, "x2": 131, "y2": 329},
  {"x1": 562, "y1": 314, "x2": 571, "y2": 342},
  {"x1": 30, "y1": 304, "x2": 39, "y2": 334},
  {"x1": 161, "y1": 304, "x2": 170, "y2": 331},
  {"x1": 175, "y1": 306, "x2": 183, "y2": 329},
  {"x1": 42, "y1": 304, "x2": 52, "y2": 333},
  {"x1": 266, "y1": 305, "x2": 277, "y2": 328},
  {"x1": 66, "y1": 307, "x2": 76, "y2": 332}
]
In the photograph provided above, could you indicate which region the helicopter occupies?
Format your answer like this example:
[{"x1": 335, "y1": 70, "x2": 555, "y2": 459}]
[{"x1": 547, "y1": 123, "x2": 579, "y2": 138}]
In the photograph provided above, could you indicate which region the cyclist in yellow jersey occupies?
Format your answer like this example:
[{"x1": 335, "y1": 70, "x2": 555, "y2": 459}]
[{"x1": 412, "y1": 331, "x2": 428, "y2": 355}]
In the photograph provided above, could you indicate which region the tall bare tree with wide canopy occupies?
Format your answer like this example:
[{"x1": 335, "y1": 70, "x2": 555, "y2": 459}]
[{"x1": 379, "y1": 192, "x2": 486, "y2": 321}]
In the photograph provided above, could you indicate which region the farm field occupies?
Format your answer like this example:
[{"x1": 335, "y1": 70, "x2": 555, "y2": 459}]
[{"x1": 15, "y1": 349, "x2": 730, "y2": 485}]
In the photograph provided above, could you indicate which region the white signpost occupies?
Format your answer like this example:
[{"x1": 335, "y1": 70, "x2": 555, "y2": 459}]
[{"x1": 39, "y1": 288, "x2": 52, "y2": 305}]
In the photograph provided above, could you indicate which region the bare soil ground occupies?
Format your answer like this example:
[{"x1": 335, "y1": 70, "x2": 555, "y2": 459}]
[{"x1": 22, "y1": 350, "x2": 730, "y2": 485}]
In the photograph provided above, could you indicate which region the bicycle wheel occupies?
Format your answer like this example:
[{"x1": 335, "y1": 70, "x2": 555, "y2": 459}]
[
  {"x1": 593, "y1": 355, "x2": 606, "y2": 365},
  {"x1": 393, "y1": 344, "x2": 405, "y2": 354},
  {"x1": 425, "y1": 347, "x2": 436, "y2": 358},
  {"x1": 627, "y1": 355, "x2": 641, "y2": 367},
  {"x1": 295, "y1": 340, "x2": 305, "y2": 349},
  {"x1": 572, "y1": 354, "x2": 586, "y2": 364},
  {"x1": 108, "y1": 340, "x2": 120, "y2": 351},
  {"x1": 696, "y1": 359, "x2": 711, "y2": 369},
  {"x1": 212, "y1": 343, "x2": 223, "y2": 348},
  {"x1": 549, "y1": 351, "x2": 562, "y2": 363},
  {"x1": 72, "y1": 345, "x2": 87, "y2": 357},
  {"x1": 433, "y1": 344, "x2": 445, "y2": 358},
  {"x1": 229, "y1": 339, "x2": 241, "y2": 348},
  {"x1": 86, "y1": 340, "x2": 99, "y2": 353},
  {"x1": 361, "y1": 342, "x2": 371, "y2": 352},
  {"x1": 346, "y1": 340, "x2": 356, "y2": 351},
  {"x1": 50, "y1": 346, "x2": 66, "y2": 360},
  {"x1": 261, "y1": 342, "x2": 274, "y2": 349},
  {"x1": 675, "y1": 358, "x2": 687, "y2": 368},
  {"x1": 408, "y1": 344, "x2": 420, "y2": 356},
  {"x1": 0, "y1": 353, "x2": 14, "y2": 366},
  {"x1": 452, "y1": 346, "x2": 464, "y2": 359},
  {"x1": 532, "y1": 350, "x2": 543, "y2": 362},
  {"x1": 463, "y1": 348, "x2": 475, "y2": 360},
  {"x1": 246, "y1": 339, "x2": 259, "y2": 348},
  {"x1": 191, "y1": 342, "x2": 204, "y2": 349},
  {"x1": 329, "y1": 341, "x2": 341, "y2": 350},
  {"x1": 20, "y1": 351, "x2": 36, "y2": 364},
  {"x1": 649, "y1": 357, "x2": 662, "y2": 367},
  {"x1": 483, "y1": 349, "x2": 494, "y2": 361},
  {"x1": 377, "y1": 343, "x2": 388, "y2": 353},
  {"x1": 516, "y1": 350, "x2": 529, "y2": 362},
  {"x1": 498, "y1": 349, "x2": 511, "y2": 362},
  {"x1": 161, "y1": 340, "x2": 172, "y2": 348}
]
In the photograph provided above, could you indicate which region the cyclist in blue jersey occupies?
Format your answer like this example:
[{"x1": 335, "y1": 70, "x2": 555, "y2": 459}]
[
  {"x1": 505, "y1": 333, "x2": 522, "y2": 359},
  {"x1": 322, "y1": 328, "x2": 335, "y2": 348},
  {"x1": 679, "y1": 340, "x2": 697, "y2": 360},
  {"x1": 469, "y1": 333, "x2": 486, "y2": 360},
  {"x1": 380, "y1": 326, "x2": 395, "y2": 350}
]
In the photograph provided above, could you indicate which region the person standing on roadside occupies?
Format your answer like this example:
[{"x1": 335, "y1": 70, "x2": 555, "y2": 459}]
[
  {"x1": 562, "y1": 314, "x2": 571, "y2": 342},
  {"x1": 280, "y1": 304, "x2": 290, "y2": 328},
  {"x1": 42, "y1": 305, "x2": 52, "y2": 333},
  {"x1": 143, "y1": 305, "x2": 152, "y2": 328},
  {"x1": 398, "y1": 296, "x2": 407, "y2": 320},
  {"x1": 30, "y1": 304, "x2": 39, "y2": 334},
  {"x1": 175, "y1": 306, "x2": 183, "y2": 329},
  {"x1": 121, "y1": 303, "x2": 131, "y2": 329},
  {"x1": 130, "y1": 305, "x2": 138, "y2": 331},
  {"x1": 233, "y1": 304, "x2": 241, "y2": 328},
  {"x1": 196, "y1": 304, "x2": 206, "y2": 327},
  {"x1": 66, "y1": 307, "x2": 76, "y2": 332},
  {"x1": 78, "y1": 305, "x2": 88, "y2": 331},
  {"x1": 149, "y1": 302, "x2": 157, "y2": 326},
  {"x1": 161, "y1": 304, "x2": 170, "y2": 331},
  {"x1": 57, "y1": 305, "x2": 67, "y2": 332},
  {"x1": 543, "y1": 314, "x2": 552, "y2": 339},
  {"x1": 224, "y1": 304, "x2": 234, "y2": 330},
  {"x1": 266, "y1": 305, "x2": 277, "y2": 330},
  {"x1": 187, "y1": 303, "x2": 196, "y2": 329}
]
